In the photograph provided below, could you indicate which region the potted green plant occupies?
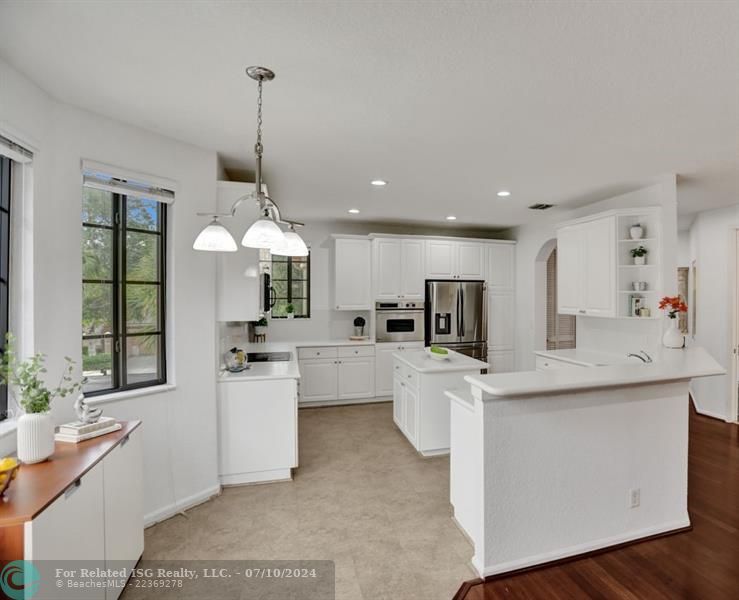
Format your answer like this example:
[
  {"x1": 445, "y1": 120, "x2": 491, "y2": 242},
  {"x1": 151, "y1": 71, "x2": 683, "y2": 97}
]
[
  {"x1": 285, "y1": 304, "x2": 295, "y2": 319},
  {"x1": 630, "y1": 245, "x2": 648, "y2": 265},
  {"x1": 254, "y1": 316, "x2": 268, "y2": 336},
  {"x1": 0, "y1": 333, "x2": 85, "y2": 463}
]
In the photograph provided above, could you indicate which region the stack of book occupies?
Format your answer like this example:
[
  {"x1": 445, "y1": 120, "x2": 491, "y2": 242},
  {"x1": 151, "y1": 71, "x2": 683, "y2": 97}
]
[{"x1": 55, "y1": 417, "x2": 121, "y2": 444}]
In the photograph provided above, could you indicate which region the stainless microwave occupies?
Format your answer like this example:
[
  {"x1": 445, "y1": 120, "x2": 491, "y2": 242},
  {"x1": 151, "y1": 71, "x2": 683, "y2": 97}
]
[{"x1": 375, "y1": 301, "x2": 424, "y2": 343}]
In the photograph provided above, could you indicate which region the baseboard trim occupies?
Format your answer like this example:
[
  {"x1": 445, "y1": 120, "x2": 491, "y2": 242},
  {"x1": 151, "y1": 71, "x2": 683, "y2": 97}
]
[
  {"x1": 299, "y1": 397, "x2": 391, "y2": 408},
  {"x1": 473, "y1": 519, "x2": 692, "y2": 578},
  {"x1": 220, "y1": 468, "x2": 292, "y2": 486},
  {"x1": 144, "y1": 483, "x2": 222, "y2": 528},
  {"x1": 419, "y1": 447, "x2": 450, "y2": 457}
]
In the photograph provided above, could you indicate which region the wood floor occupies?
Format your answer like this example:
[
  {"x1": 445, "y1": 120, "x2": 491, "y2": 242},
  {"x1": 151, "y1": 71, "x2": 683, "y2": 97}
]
[{"x1": 456, "y1": 406, "x2": 739, "y2": 600}]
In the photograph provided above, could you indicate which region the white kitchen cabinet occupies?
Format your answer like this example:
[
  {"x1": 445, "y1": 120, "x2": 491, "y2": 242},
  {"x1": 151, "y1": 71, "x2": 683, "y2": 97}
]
[
  {"x1": 488, "y1": 243, "x2": 515, "y2": 291},
  {"x1": 338, "y1": 357, "x2": 376, "y2": 399},
  {"x1": 425, "y1": 240, "x2": 486, "y2": 280},
  {"x1": 488, "y1": 350, "x2": 515, "y2": 373},
  {"x1": 25, "y1": 461, "x2": 106, "y2": 564},
  {"x1": 556, "y1": 215, "x2": 616, "y2": 317},
  {"x1": 373, "y1": 238, "x2": 425, "y2": 300},
  {"x1": 103, "y1": 428, "x2": 144, "y2": 600},
  {"x1": 216, "y1": 181, "x2": 261, "y2": 321},
  {"x1": 375, "y1": 342, "x2": 425, "y2": 397},
  {"x1": 457, "y1": 241, "x2": 486, "y2": 279},
  {"x1": 334, "y1": 236, "x2": 372, "y2": 310},
  {"x1": 404, "y1": 384, "x2": 419, "y2": 444},
  {"x1": 488, "y1": 292, "x2": 515, "y2": 351},
  {"x1": 218, "y1": 378, "x2": 298, "y2": 485},
  {"x1": 393, "y1": 376, "x2": 405, "y2": 427},
  {"x1": 299, "y1": 358, "x2": 339, "y2": 402},
  {"x1": 425, "y1": 240, "x2": 456, "y2": 278}
]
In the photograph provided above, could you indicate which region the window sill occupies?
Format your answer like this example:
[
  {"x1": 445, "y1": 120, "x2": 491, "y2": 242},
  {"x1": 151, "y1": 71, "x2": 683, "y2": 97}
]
[
  {"x1": 0, "y1": 417, "x2": 18, "y2": 440},
  {"x1": 85, "y1": 383, "x2": 177, "y2": 406}
]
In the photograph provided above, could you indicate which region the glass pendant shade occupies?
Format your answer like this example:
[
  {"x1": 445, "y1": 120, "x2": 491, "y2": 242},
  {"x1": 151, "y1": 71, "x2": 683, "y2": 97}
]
[
  {"x1": 192, "y1": 218, "x2": 237, "y2": 252},
  {"x1": 271, "y1": 230, "x2": 309, "y2": 256},
  {"x1": 241, "y1": 217, "x2": 285, "y2": 248}
]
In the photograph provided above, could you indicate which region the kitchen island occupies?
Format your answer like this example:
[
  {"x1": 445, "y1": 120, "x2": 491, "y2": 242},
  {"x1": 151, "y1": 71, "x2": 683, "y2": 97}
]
[
  {"x1": 393, "y1": 349, "x2": 487, "y2": 456},
  {"x1": 449, "y1": 346, "x2": 724, "y2": 578}
]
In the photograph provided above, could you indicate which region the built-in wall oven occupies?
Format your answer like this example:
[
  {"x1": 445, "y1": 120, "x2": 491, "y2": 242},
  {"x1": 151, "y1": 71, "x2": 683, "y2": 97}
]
[{"x1": 375, "y1": 301, "x2": 425, "y2": 343}]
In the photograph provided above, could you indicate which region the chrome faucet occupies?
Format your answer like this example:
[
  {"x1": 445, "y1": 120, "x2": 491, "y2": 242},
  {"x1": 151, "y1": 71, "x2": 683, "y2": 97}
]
[{"x1": 627, "y1": 350, "x2": 653, "y2": 363}]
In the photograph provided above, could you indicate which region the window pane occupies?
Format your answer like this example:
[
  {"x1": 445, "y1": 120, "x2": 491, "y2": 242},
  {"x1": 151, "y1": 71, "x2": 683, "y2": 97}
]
[
  {"x1": 82, "y1": 226, "x2": 113, "y2": 280},
  {"x1": 291, "y1": 260, "x2": 308, "y2": 280},
  {"x1": 126, "y1": 335, "x2": 161, "y2": 385},
  {"x1": 82, "y1": 187, "x2": 113, "y2": 225},
  {"x1": 0, "y1": 211, "x2": 8, "y2": 282},
  {"x1": 82, "y1": 283, "x2": 114, "y2": 335},
  {"x1": 272, "y1": 260, "x2": 288, "y2": 279},
  {"x1": 82, "y1": 337, "x2": 113, "y2": 393},
  {"x1": 292, "y1": 281, "x2": 308, "y2": 299},
  {"x1": 272, "y1": 279, "x2": 288, "y2": 298},
  {"x1": 126, "y1": 197, "x2": 160, "y2": 231},
  {"x1": 126, "y1": 284, "x2": 160, "y2": 333},
  {"x1": 292, "y1": 299, "x2": 307, "y2": 317},
  {"x1": 126, "y1": 231, "x2": 159, "y2": 282},
  {"x1": 271, "y1": 300, "x2": 287, "y2": 318},
  {"x1": 0, "y1": 282, "x2": 7, "y2": 342}
]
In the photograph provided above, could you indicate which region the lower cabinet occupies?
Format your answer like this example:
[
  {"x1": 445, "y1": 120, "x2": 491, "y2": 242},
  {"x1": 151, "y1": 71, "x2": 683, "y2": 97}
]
[
  {"x1": 299, "y1": 346, "x2": 376, "y2": 404},
  {"x1": 218, "y1": 378, "x2": 298, "y2": 485},
  {"x1": 393, "y1": 373, "x2": 418, "y2": 444},
  {"x1": 375, "y1": 342, "x2": 425, "y2": 397},
  {"x1": 23, "y1": 425, "x2": 144, "y2": 600}
]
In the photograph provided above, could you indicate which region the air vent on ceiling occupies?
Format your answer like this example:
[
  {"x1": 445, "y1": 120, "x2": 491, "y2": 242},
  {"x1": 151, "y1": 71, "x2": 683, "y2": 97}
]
[{"x1": 528, "y1": 203, "x2": 555, "y2": 210}]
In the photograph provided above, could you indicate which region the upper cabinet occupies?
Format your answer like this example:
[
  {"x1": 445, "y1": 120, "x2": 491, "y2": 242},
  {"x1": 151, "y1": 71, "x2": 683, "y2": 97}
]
[
  {"x1": 556, "y1": 215, "x2": 616, "y2": 318},
  {"x1": 334, "y1": 236, "x2": 372, "y2": 310},
  {"x1": 373, "y1": 238, "x2": 425, "y2": 300},
  {"x1": 425, "y1": 240, "x2": 486, "y2": 280},
  {"x1": 487, "y1": 243, "x2": 515, "y2": 291},
  {"x1": 216, "y1": 181, "x2": 261, "y2": 321},
  {"x1": 556, "y1": 208, "x2": 661, "y2": 319}
]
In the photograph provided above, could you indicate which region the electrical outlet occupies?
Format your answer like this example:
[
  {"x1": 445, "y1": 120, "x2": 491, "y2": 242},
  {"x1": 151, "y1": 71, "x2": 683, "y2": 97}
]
[{"x1": 630, "y1": 488, "x2": 641, "y2": 508}]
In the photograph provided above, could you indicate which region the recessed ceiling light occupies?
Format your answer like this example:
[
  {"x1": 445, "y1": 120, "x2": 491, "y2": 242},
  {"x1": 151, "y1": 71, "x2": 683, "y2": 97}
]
[
  {"x1": 370, "y1": 179, "x2": 387, "y2": 187},
  {"x1": 348, "y1": 208, "x2": 360, "y2": 214},
  {"x1": 497, "y1": 190, "x2": 511, "y2": 197},
  {"x1": 446, "y1": 215, "x2": 457, "y2": 221}
]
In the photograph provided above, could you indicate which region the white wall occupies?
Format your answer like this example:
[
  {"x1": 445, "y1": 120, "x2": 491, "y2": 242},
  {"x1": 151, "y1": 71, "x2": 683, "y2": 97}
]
[
  {"x1": 510, "y1": 178, "x2": 679, "y2": 370},
  {"x1": 0, "y1": 58, "x2": 220, "y2": 523},
  {"x1": 685, "y1": 204, "x2": 739, "y2": 421}
]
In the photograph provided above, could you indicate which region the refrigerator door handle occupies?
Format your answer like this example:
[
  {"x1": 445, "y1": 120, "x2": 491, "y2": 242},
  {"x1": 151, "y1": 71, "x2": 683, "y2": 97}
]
[
  {"x1": 456, "y1": 288, "x2": 461, "y2": 338},
  {"x1": 460, "y1": 287, "x2": 465, "y2": 338}
]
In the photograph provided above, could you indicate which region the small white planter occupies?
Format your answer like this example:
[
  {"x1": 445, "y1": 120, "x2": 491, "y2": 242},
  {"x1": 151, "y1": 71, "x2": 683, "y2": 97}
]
[
  {"x1": 286, "y1": 314, "x2": 294, "y2": 320},
  {"x1": 634, "y1": 256, "x2": 646, "y2": 266},
  {"x1": 254, "y1": 326, "x2": 267, "y2": 335},
  {"x1": 629, "y1": 225, "x2": 644, "y2": 240},
  {"x1": 663, "y1": 318, "x2": 685, "y2": 349},
  {"x1": 17, "y1": 412, "x2": 55, "y2": 464}
]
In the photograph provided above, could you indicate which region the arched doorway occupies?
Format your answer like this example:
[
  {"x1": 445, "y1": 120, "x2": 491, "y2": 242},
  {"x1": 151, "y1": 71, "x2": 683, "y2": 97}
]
[{"x1": 534, "y1": 239, "x2": 576, "y2": 351}]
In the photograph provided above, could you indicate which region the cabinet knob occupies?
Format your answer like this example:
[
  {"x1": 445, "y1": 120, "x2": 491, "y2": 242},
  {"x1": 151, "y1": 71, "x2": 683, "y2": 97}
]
[{"x1": 407, "y1": 375, "x2": 412, "y2": 379}]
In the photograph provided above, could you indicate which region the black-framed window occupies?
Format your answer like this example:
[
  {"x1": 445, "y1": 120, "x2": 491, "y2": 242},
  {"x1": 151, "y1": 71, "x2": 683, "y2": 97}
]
[
  {"x1": 82, "y1": 186, "x2": 167, "y2": 395},
  {"x1": 259, "y1": 249, "x2": 310, "y2": 318},
  {"x1": 0, "y1": 157, "x2": 11, "y2": 420}
]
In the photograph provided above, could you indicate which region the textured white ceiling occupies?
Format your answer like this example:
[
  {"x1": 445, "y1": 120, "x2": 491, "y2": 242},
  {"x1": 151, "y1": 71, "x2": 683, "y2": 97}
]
[{"x1": 0, "y1": 1, "x2": 737, "y2": 228}]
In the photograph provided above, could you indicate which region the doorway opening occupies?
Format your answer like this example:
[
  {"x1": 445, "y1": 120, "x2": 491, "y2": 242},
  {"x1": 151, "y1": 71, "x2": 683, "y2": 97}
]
[
  {"x1": 731, "y1": 229, "x2": 739, "y2": 422},
  {"x1": 546, "y1": 248, "x2": 576, "y2": 350},
  {"x1": 534, "y1": 240, "x2": 576, "y2": 352}
]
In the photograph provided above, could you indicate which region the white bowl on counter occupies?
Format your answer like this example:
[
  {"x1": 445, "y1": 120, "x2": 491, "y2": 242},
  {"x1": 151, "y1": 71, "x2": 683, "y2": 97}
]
[{"x1": 425, "y1": 347, "x2": 451, "y2": 361}]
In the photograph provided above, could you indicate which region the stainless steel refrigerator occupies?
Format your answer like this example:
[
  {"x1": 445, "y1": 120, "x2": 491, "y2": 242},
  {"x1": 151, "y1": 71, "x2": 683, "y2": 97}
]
[{"x1": 425, "y1": 280, "x2": 487, "y2": 359}]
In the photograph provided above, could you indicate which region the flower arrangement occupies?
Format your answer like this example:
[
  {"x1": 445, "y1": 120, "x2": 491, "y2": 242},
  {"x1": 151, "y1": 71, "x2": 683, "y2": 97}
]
[
  {"x1": 658, "y1": 296, "x2": 688, "y2": 319},
  {"x1": 0, "y1": 333, "x2": 84, "y2": 413},
  {"x1": 630, "y1": 246, "x2": 648, "y2": 258}
]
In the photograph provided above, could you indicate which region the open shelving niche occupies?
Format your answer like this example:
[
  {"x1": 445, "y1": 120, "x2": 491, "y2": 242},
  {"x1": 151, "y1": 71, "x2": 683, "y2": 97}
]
[{"x1": 616, "y1": 210, "x2": 662, "y2": 319}]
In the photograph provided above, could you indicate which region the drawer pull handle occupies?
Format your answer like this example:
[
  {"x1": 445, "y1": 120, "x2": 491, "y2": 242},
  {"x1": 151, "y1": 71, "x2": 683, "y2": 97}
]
[
  {"x1": 120, "y1": 434, "x2": 130, "y2": 447},
  {"x1": 65, "y1": 479, "x2": 82, "y2": 499}
]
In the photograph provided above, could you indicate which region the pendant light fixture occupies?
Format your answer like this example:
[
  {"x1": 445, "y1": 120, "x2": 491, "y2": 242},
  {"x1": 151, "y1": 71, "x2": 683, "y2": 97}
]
[{"x1": 192, "y1": 66, "x2": 306, "y2": 254}]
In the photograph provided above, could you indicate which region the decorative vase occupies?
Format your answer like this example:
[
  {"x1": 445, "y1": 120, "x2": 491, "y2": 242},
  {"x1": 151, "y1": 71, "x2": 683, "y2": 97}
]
[
  {"x1": 287, "y1": 313, "x2": 294, "y2": 320},
  {"x1": 634, "y1": 256, "x2": 646, "y2": 266},
  {"x1": 630, "y1": 225, "x2": 644, "y2": 240},
  {"x1": 662, "y1": 318, "x2": 685, "y2": 349},
  {"x1": 17, "y1": 412, "x2": 55, "y2": 464},
  {"x1": 354, "y1": 326, "x2": 364, "y2": 337}
]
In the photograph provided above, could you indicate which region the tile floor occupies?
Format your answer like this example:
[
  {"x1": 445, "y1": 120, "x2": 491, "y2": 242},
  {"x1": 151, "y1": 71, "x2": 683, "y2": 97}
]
[{"x1": 142, "y1": 402, "x2": 475, "y2": 599}]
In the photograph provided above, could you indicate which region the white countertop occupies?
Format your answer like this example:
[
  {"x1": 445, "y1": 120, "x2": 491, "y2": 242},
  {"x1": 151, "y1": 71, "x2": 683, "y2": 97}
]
[
  {"x1": 394, "y1": 349, "x2": 488, "y2": 374},
  {"x1": 466, "y1": 346, "x2": 725, "y2": 398},
  {"x1": 218, "y1": 339, "x2": 375, "y2": 382},
  {"x1": 534, "y1": 348, "x2": 642, "y2": 367}
]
